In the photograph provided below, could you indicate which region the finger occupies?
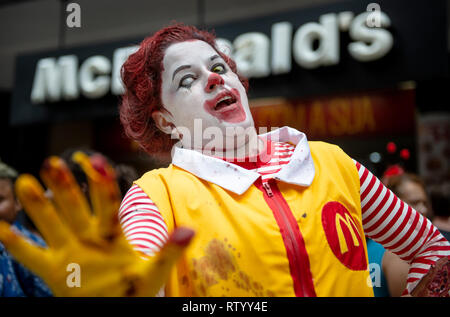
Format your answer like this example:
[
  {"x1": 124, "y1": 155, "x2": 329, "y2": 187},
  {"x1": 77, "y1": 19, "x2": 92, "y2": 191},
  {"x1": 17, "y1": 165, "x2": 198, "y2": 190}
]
[
  {"x1": 141, "y1": 227, "x2": 195, "y2": 296},
  {"x1": 72, "y1": 152, "x2": 122, "y2": 241},
  {"x1": 15, "y1": 174, "x2": 72, "y2": 249},
  {"x1": 0, "y1": 220, "x2": 53, "y2": 279},
  {"x1": 40, "y1": 156, "x2": 93, "y2": 238}
]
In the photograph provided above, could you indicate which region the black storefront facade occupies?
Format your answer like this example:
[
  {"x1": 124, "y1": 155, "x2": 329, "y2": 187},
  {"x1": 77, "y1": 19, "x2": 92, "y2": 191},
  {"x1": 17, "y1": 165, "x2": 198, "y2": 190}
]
[{"x1": 5, "y1": 0, "x2": 449, "y2": 185}]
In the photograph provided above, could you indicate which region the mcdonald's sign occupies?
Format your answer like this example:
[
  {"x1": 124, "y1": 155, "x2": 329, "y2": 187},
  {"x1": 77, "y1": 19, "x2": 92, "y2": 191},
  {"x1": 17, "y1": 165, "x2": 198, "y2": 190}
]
[{"x1": 322, "y1": 201, "x2": 368, "y2": 270}]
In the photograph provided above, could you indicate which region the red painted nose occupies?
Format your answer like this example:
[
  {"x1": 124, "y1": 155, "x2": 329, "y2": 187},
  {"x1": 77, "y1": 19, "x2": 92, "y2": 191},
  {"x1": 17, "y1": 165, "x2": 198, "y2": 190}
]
[{"x1": 205, "y1": 73, "x2": 224, "y2": 92}]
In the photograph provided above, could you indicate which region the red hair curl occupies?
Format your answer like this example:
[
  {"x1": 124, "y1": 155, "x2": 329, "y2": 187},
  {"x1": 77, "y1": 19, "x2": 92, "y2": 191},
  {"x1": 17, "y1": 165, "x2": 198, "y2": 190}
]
[{"x1": 119, "y1": 23, "x2": 249, "y2": 155}]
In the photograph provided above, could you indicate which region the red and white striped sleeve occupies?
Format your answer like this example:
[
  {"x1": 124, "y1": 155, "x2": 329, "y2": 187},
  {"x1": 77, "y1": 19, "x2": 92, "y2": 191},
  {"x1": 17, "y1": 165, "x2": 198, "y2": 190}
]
[
  {"x1": 354, "y1": 160, "x2": 450, "y2": 295},
  {"x1": 118, "y1": 184, "x2": 169, "y2": 257}
]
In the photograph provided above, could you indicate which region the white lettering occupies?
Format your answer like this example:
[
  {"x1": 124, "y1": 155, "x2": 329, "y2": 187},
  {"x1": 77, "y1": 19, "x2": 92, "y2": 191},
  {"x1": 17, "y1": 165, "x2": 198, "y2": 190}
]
[
  {"x1": 79, "y1": 55, "x2": 111, "y2": 99},
  {"x1": 226, "y1": 301, "x2": 268, "y2": 312},
  {"x1": 366, "y1": 3, "x2": 382, "y2": 28},
  {"x1": 216, "y1": 38, "x2": 233, "y2": 57},
  {"x1": 271, "y1": 22, "x2": 292, "y2": 74},
  {"x1": 66, "y1": 262, "x2": 81, "y2": 288},
  {"x1": 31, "y1": 55, "x2": 79, "y2": 104},
  {"x1": 233, "y1": 32, "x2": 270, "y2": 78},
  {"x1": 66, "y1": 3, "x2": 81, "y2": 28},
  {"x1": 30, "y1": 9, "x2": 394, "y2": 104},
  {"x1": 348, "y1": 11, "x2": 393, "y2": 62},
  {"x1": 338, "y1": 11, "x2": 354, "y2": 31},
  {"x1": 183, "y1": 301, "x2": 216, "y2": 314},
  {"x1": 111, "y1": 46, "x2": 139, "y2": 95},
  {"x1": 293, "y1": 13, "x2": 339, "y2": 69},
  {"x1": 368, "y1": 262, "x2": 381, "y2": 287}
]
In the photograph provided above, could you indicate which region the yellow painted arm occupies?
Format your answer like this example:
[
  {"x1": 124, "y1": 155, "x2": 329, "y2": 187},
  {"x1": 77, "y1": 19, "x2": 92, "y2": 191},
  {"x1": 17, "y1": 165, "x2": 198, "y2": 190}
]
[{"x1": 0, "y1": 153, "x2": 193, "y2": 296}]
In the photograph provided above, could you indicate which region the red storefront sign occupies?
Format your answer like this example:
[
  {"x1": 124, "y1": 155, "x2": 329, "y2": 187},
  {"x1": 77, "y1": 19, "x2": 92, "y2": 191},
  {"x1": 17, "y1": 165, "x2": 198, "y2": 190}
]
[{"x1": 250, "y1": 88, "x2": 416, "y2": 139}]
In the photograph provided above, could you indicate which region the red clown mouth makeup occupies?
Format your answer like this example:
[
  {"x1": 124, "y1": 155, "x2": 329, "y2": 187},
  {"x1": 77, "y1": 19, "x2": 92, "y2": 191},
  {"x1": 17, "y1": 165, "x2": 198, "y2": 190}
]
[{"x1": 203, "y1": 88, "x2": 246, "y2": 123}]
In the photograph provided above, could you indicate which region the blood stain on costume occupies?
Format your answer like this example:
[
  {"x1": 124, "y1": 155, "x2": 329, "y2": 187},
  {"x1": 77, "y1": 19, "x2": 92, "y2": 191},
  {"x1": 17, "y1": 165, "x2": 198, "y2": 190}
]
[
  {"x1": 191, "y1": 238, "x2": 266, "y2": 295},
  {"x1": 198, "y1": 258, "x2": 218, "y2": 286},
  {"x1": 192, "y1": 239, "x2": 235, "y2": 289},
  {"x1": 206, "y1": 239, "x2": 236, "y2": 280},
  {"x1": 239, "y1": 271, "x2": 254, "y2": 291}
]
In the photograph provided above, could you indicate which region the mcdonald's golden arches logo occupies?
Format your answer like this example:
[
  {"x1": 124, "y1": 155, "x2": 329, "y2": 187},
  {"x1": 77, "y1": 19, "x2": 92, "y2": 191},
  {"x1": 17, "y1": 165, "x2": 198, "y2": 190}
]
[{"x1": 321, "y1": 201, "x2": 367, "y2": 270}]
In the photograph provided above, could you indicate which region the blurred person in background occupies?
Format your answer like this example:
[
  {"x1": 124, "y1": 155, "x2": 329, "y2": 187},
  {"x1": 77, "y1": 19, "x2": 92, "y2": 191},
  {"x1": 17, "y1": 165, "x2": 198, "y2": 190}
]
[
  {"x1": 384, "y1": 170, "x2": 431, "y2": 219},
  {"x1": 0, "y1": 159, "x2": 52, "y2": 297}
]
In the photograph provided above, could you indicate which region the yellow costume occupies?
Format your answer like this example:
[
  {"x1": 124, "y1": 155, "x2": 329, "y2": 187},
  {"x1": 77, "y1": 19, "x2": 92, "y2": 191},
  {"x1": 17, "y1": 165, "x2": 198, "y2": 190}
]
[{"x1": 136, "y1": 127, "x2": 374, "y2": 297}]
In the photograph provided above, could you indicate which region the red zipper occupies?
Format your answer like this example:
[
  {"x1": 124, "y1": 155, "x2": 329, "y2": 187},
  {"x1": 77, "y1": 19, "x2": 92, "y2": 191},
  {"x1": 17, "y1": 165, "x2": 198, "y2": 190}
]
[{"x1": 259, "y1": 179, "x2": 316, "y2": 297}]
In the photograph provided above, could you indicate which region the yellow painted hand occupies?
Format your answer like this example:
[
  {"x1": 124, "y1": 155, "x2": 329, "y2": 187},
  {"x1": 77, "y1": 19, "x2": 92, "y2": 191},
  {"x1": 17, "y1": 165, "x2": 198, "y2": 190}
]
[{"x1": 0, "y1": 153, "x2": 194, "y2": 296}]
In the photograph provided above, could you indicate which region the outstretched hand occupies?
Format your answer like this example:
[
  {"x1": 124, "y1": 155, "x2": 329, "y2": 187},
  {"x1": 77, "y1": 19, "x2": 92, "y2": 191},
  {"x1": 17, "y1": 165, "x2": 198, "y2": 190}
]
[
  {"x1": 411, "y1": 256, "x2": 450, "y2": 297},
  {"x1": 0, "y1": 152, "x2": 194, "y2": 296}
]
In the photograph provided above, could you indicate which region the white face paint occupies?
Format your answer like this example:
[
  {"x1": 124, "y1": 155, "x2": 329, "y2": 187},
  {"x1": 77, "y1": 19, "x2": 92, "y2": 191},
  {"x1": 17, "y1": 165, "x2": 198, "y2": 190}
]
[{"x1": 159, "y1": 40, "x2": 256, "y2": 152}]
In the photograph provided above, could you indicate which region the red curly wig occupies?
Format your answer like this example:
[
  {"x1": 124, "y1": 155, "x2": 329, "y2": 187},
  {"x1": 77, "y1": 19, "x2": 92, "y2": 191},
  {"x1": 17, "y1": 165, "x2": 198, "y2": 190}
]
[{"x1": 119, "y1": 23, "x2": 249, "y2": 155}]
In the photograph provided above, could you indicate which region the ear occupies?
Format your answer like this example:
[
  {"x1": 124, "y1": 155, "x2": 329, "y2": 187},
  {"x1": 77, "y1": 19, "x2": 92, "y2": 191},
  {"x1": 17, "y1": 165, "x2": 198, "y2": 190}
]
[{"x1": 152, "y1": 110, "x2": 178, "y2": 136}]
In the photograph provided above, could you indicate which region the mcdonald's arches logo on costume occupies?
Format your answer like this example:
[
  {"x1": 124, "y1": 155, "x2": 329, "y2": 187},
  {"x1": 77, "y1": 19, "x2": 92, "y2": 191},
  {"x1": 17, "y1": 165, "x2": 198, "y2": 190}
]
[{"x1": 321, "y1": 201, "x2": 367, "y2": 270}]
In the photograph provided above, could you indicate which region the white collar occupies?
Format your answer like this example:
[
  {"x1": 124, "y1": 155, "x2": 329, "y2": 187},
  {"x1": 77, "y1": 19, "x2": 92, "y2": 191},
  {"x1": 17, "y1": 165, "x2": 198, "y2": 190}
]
[{"x1": 171, "y1": 126, "x2": 315, "y2": 195}]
